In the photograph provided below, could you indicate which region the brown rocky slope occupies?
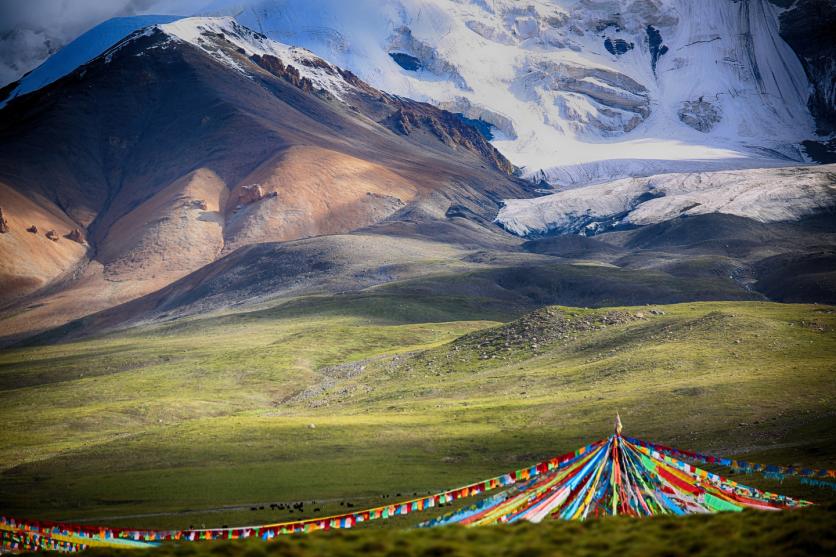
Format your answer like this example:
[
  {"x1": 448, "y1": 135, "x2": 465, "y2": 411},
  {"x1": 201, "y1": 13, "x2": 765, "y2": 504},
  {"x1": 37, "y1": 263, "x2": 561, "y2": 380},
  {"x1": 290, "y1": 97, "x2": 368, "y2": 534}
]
[{"x1": 0, "y1": 19, "x2": 533, "y2": 337}]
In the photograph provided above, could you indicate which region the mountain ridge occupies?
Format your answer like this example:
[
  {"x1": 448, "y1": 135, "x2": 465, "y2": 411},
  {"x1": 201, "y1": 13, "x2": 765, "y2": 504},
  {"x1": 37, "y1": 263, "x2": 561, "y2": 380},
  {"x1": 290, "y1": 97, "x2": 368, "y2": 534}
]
[
  {"x1": 1, "y1": 9, "x2": 834, "y2": 346},
  {"x1": 0, "y1": 16, "x2": 530, "y2": 338}
]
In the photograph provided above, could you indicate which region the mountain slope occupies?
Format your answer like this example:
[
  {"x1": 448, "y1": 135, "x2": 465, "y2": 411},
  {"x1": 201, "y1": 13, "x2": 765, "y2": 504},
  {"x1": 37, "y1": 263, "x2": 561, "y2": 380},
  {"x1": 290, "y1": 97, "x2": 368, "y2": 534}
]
[
  {"x1": 1, "y1": 11, "x2": 834, "y2": 345},
  {"x1": 0, "y1": 16, "x2": 530, "y2": 335},
  {"x1": 2, "y1": 299, "x2": 833, "y2": 530}
]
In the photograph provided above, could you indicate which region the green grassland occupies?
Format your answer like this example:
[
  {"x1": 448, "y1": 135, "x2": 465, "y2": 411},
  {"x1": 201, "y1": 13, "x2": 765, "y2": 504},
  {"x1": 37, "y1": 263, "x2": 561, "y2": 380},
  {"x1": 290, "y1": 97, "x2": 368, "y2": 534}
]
[
  {"x1": 23, "y1": 503, "x2": 836, "y2": 557},
  {"x1": 1, "y1": 295, "x2": 835, "y2": 541}
]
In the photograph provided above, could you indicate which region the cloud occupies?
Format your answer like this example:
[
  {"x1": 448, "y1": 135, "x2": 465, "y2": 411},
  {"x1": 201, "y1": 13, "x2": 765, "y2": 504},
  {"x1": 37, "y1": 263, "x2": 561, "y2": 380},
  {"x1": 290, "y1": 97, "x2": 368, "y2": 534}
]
[{"x1": 0, "y1": 0, "x2": 211, "y2": 87}]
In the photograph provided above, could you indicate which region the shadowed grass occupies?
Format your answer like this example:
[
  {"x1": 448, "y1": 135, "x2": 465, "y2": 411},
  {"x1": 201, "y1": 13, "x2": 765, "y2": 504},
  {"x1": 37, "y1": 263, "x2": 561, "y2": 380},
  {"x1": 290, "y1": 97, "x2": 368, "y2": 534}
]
[{"x1": 20, "y1": 503, "x2": 836, "y2": 557}]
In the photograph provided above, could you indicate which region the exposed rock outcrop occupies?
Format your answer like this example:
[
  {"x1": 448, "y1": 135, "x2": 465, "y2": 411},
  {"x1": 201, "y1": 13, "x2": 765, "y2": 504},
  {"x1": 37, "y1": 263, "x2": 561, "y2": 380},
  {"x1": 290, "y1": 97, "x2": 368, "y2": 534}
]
[
  {"x1": 250, "y1": 54, "x2": 315, "y2": 93},
  {"x1": 237, "y1": 184, "x2": 266, "y2": 205},
  {"x1": 66, "y1": 228, "x2": 85, "y2": 244},
  {"x1": 526, "y1": 61, "x2": 650, "y2": 135},
  {"x1": 0, "y1": 207, "x2": 8, "y2": 233},
  {"x1": 388, "y1": 26, "x2": 470, "y2": 91},
  {"x1": 438, "y1": 96, "x2": 518, "y2": 140},
  {"x1": 27, "y1": 225, "x2": 38, "y2": 234},
  {"x1": 604, "y1": 37, "x2": 634, "y2": 55},
  {"x1": 386, "y1": 100, "x2": 514, "y2": 174},
  {"x1": 678, "y1": 98, "x2": 722, "y2": 132},
  {"x1": 45, "y1": 229, "x2": 60, "y2": 242},
  {"x1": 778, "y1": 0, "x2": 836, "y2": 135},
  {"x1": 646, "y1": 25, "x2": 668, "y2": 75},
  {"x1": 389, "y1": 52, "x2": 422, "y2": 71},
  {"x1": 251, "y1": 44, "x2": 512, "y2": 175}
]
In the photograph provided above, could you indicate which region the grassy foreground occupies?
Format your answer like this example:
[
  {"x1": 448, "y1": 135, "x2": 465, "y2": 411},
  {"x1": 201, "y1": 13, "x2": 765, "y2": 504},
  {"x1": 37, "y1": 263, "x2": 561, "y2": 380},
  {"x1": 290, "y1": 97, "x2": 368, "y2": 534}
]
[
  {"x1": 21, "y1": 504, "x2": 836, "y2": 557},
  {"x1": 0, "y1": 296, "x2": 834, "y2": 533}
]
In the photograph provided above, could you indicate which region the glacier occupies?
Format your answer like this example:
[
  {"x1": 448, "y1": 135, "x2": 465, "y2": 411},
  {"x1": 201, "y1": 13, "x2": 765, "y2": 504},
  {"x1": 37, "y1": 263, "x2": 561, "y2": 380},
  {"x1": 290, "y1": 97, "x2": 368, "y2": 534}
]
[{"x1": 496, "y1": 164, "x2": 836, "y2": 237}]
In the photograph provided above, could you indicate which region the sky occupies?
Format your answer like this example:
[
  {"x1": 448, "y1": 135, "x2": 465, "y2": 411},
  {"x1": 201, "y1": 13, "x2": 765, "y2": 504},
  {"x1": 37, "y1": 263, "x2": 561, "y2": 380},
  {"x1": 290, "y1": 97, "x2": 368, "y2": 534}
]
[{"x1": 0, "y1": 0, "x2": 214, "y2": 86}]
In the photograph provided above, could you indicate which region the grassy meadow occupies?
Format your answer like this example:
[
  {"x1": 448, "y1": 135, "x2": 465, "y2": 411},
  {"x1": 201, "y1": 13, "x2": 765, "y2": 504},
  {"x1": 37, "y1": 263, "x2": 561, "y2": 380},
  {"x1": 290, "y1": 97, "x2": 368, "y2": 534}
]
[
  {"x1": 1, "y1": 294, "x2": 834, "y2": 545},
  {"x1": 21, "y1": 502, "x2": 836, "y2": 557}
]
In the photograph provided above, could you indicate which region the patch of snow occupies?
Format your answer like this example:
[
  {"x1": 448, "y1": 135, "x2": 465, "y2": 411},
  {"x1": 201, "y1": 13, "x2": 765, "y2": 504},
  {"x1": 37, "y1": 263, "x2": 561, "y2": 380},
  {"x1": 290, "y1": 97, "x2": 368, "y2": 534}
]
[
  {"x1": 157, "y1": 17, "x2": 352, "y2": 97},
  {"x1": 496, "y1": 164, "x2": 836, "y2": 237}
]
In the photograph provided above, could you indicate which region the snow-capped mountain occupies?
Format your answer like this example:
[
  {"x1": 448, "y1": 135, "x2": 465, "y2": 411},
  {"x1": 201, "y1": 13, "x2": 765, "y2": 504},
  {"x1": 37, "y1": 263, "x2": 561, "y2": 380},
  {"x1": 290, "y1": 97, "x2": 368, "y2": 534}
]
[
  {"x1": 0, "y1": 15, "x2": 525, "y2": 325},
  {"x1": 0, "y1": 16, "x2": 183, "y2": 108},
  {"x1": 0, "y1": 15, "x2": 360, "y2": 109},
  {"x1": 1, "y1": 10, "x2": 834, "y2": 341},
  {"x1": 190, "y1": 0, "x2": 819, "y2": 185},
  {"x1": 2, "y1": 0, "x2": 823, "y2": 187}
]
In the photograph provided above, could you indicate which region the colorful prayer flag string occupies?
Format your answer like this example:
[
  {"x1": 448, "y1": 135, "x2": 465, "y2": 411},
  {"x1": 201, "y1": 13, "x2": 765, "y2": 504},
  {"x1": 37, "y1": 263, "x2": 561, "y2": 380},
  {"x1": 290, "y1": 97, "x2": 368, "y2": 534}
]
[
  {"x1": 624, "y1": 437, "x2": 836, "y2": 480},
  {"x1": 1, "y1": 434, "x2": 828, "y2": 553}
]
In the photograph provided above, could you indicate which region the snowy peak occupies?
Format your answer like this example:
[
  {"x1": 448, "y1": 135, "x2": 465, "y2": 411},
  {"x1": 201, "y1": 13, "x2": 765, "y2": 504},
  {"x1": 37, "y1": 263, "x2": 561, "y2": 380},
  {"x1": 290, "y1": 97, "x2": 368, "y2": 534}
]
[
  {"x1": 0, "y1": 1, "x2": 825, "y2": 187},
  {"x1": 153, "y1": 17, "x2": 355, "y2": 98},
  {"x1": 0, "y1": 13, "x2": 511, "y2": 177},
  {"x1": 0, "y1": 16, "x2": 358, "y2": 110}
]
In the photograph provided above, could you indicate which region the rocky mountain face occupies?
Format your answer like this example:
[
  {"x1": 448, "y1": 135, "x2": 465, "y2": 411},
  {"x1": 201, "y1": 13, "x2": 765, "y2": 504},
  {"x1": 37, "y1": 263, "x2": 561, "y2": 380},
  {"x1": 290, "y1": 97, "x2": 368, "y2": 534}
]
[
  {"x1": 776, "y1": 0, "x2": 836, "y2": 135},
  {"x1": 0, "y1": 17, "x2": 531, "y2": 335}
]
